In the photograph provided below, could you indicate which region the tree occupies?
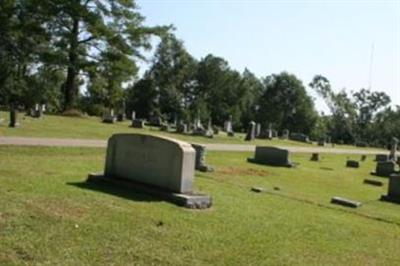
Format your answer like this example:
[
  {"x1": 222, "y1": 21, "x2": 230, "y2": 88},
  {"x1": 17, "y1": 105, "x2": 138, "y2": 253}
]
[
  {"x1": 195, "y1": 54, "x2": 245, "y2": 128},
  {"x1": 147, "y1": 33, "x2": 197, "y2": 121},
  {"x1": 239, "y1": 69, "x2": 264, "y2": 128},
  {"x1": 258, "y1": 72, "x2": 317, "y2": 134},
  {"x1": 310, "y1": 75, "x2": 357, "y2": 143},
  {"x1": 0, "y1": 0, "x2": 49, "y2": 126},
  {"x1": 45, "y1": 0, "x2": 166, "y2": 112},
  {"x1": 352, "y1": 88, "x2": 391, "y2": 140}
]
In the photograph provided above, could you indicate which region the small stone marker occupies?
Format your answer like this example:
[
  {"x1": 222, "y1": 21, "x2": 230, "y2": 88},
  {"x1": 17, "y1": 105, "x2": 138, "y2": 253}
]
[
  {"x1": 331, "y1": 196, "x2": 362, "y2": 208},
  {"x1": 191, "y1": 144, "x2": 213, "y2": 172},
  {"x1": 371, "y1": 161, "x2": 396, "y2": 177},
  {"x1": 346, "y1": 160, "x2": 359, "y2": 168},
  {"x1": 87, "y1": 134, "x2": 212, "y2": 209},
  {"x1": 310, "y1": 153, "x2": 320, "y2": 161},
  {"x1": 381, "y1": 174, "x2": 400, "y2": 204},
  {"x1": 363, "y1": 179, "x2": 383, "y2": 186},
  {"x1": 248, "y1": 146, "x2": 294, "y2": 167},
  {"x1": 251, "y1": 187, "x2": 264, "y2": 193},
  {"x1": 245, "y1": 121, "x2": 256, "y2": 141}
]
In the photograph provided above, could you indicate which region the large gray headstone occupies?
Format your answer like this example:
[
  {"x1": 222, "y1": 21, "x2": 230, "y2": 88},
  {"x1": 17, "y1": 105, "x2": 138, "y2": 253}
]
[
  {"x1": 247, "y1": 146, "x2": 293, "y2": 167},
  {"x1": 104, "y1": 134, "x2": 195, "y2": 193}
]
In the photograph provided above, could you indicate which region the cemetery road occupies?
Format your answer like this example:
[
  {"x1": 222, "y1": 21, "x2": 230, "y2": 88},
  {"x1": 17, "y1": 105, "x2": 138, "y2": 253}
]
[{"x1": 0, "y1": 136, "x2": 387, "y2": 155}]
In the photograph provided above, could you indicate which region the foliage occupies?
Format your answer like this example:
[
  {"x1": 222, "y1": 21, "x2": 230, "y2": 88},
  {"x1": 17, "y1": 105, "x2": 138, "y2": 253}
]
[{"x1": 258, "y1": 72, "x2": 318, "y2": 134}]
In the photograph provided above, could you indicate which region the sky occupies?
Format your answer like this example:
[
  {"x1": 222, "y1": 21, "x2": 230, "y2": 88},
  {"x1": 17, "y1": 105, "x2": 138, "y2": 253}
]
[{"x1": 136, "y1": 0, "x2": 400, "y2": 113}]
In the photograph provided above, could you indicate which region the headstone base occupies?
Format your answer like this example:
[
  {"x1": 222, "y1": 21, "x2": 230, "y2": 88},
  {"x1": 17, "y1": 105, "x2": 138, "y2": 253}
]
[
  {"x1": 380, "y1": 195, "x2": 400, "y2": 204},
  {"x1": 87, "y1": 173, "x2": 212, "y2": 209}
]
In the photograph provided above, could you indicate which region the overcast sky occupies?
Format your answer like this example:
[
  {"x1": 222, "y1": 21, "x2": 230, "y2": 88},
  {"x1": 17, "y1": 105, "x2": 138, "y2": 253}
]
[{"x1": 136, "y1": 0, "x2": 399, "y2": 112}]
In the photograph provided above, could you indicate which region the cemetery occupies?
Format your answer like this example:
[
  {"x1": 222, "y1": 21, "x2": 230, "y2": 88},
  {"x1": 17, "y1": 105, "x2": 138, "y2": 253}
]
[
  {"x1": 1, "y1": 142, "x2": 400, "y2": 264},
  {"x1": 0, "y1": 0, "x2": 398, "y2": 265}
]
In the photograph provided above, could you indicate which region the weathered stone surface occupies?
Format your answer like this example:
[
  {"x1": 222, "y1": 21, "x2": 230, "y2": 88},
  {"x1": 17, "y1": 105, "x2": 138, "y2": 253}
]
[
  {"x1": 247, "y1": 146, "x2": 293, "y2": 167},
  {"x1": 131, "y1": 119, "x2": 145, "y2": 128},
  {"x1": 375, "y1": 154, "x2": 389, "y2": 162},
  {"x1": 192, "y1": 144, "x2": 213, "y2": 172},
  {"x1": 372, "y1": 161, "x2": 396, "y2": 177},
  {"x1": 331, "y1": 196, "x2": 362, "y2": 208},
  {"x1": 381, "y1": 174, "x2": 400, "y2": 204},
  {"x1": 346, "y1": 160, "x2": 359, "y2": 168},
  {"x1": 88, "y1": 133, "x2": 212, "y2": 208},
  {"x1": 104, "y1": 134, "x2": 195, "y2": 193}
]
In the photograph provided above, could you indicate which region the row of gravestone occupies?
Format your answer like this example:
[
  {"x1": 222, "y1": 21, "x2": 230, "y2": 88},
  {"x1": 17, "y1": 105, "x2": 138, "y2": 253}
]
[
  {"x1": 102, "y1": 109, "x2": 319, "y2": 142},
  {"x1": 87, "y1": 133, "x2": 400, "y2": 210}
]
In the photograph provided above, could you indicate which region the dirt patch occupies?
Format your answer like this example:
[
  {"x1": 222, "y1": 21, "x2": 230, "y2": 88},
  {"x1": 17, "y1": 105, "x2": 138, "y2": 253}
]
[{"x1": 217, "y1": 166, "x2": 268, "y2": 177}]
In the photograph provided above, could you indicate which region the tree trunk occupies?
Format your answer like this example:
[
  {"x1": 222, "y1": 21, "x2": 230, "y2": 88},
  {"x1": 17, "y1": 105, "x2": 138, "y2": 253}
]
[
  {"x1": 63, "y1": 18, "x2": 79, "y2": 111},
  {"x1": 9, "y1": 103, "x2": 18, "y2": 127}
]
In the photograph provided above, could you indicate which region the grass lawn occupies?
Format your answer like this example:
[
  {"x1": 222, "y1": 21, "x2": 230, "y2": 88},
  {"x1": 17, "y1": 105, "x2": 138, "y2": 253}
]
[
  {"x1": 0, "y1": 112, "x2": 384, "y2": 152},
  {"x1": 0, "y1": 146, "x2": 399, "y2": 265}
]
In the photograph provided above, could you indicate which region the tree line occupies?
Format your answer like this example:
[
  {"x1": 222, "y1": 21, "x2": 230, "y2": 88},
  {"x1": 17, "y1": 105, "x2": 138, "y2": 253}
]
[{"x1": 0, "y1": 0, "x2": 398, "y2": 146}]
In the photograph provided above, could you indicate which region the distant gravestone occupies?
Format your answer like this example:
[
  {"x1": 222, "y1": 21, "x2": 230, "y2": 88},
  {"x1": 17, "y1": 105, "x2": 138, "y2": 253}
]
[
  {"x1": 9, "y1": 104, "x2": 20, "y2": 128},
  {"x1": 310, "y1": 153, "x2": 320, "y2": 161},
  {"x1": 224, "y1": 116, "x2": 234, "y2": 137},
  {"x1": 245, "y1": 121, "x2": 256, "y2": 141},
  {"x1": 282, "y1": 129, "x2": 289, "y2": 139},
  {"x1": 318, "y1": 139, "x2": 326, "y2": 147},
  {"x1": 331, "y1": 196, "x2": 362, "y2": 208},
  {"x1": 372, "y1": 161, "x2": 396, "y2": 177},
  {"x1": 131, "y1": 119, "x2": 145, "y2": 128},
  {"x1": 131, "y1": 111, "x2": 136, "y2": 120},
  {"x1": 346, "y1": 160, "x2": 359, "y2": 168},
  {"x1": 361, "y1": 155, "x2": 367, "y2": 161},
  {"x1": 88, "y1": 134, "x2": 212, "y2": 208},
  {"x1": 117, "y1": 112, "x2": 125, "y2": 122},
  {"x1": 381, "y1": 173, "x2": 400, "y2": 203},
  {"x1": 102, "y1": 109, "x2": 116, "y2": 123},
  {"x1": 191, "y1": 144, "x2": 213, "y2": 172},
  {"x1": 177, "y1": 123, "x2": 188, "y2": 134},
  {"x1": 255, "y1": 123, "x2": 261, "y2": 138},
  {"x1": 290, "y1": 133, "x2": 310, "y2": 143},
  {"x1": 247, "y1": 146, "x2": 294, "y2": 167},
  {"x1": 390, "y1": 137, "x2": 399, "y2": 161}
]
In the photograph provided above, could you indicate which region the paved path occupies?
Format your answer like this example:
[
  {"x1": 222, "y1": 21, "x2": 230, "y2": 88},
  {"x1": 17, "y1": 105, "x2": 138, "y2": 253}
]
[{"x1": 0, "y1": 136, "x2": 386, "y2": 155}]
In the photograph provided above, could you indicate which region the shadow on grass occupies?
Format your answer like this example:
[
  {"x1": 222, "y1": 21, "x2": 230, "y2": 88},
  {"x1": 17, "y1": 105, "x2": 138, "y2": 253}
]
[{"x1": 67, "y1": 180, "x2": 162, "y2": 203}]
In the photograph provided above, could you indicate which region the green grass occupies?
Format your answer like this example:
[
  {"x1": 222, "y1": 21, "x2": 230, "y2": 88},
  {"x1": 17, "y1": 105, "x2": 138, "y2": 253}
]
[
  {"x1": 0, "y1": 112, "x2": 383, "y2": 151},
  {"x1": 0, "y1": 146, "x2": 399, "y2": 265}
]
